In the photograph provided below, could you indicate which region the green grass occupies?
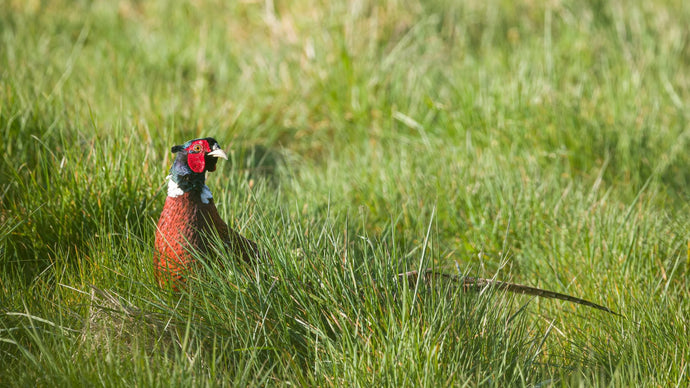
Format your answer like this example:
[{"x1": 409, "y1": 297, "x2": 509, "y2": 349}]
[{"x1": 2, "y1": 0, "x2": 690, "y2": 386}]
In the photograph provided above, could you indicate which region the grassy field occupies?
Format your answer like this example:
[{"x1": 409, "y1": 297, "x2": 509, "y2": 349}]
[{"x1": 2, "y1": 0, "x2": 690, "y2": 386}]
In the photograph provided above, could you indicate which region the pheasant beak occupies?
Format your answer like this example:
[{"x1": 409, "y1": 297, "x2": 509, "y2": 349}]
[{"x1": 207, "y1": 148, "x2": 228, "y2": 160}]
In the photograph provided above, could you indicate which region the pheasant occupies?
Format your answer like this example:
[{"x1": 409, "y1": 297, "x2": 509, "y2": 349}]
[
  {"x1": 153, "y1": 137, "x2": 618, "y2": 315},
  {"x1": 153, "y1": 137, "x2": 262, "y2": 289}
]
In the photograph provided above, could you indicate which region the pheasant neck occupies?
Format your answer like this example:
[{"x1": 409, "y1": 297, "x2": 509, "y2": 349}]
[{"x1": 166, "y1": 175, "x2": 214, "y2": 204}]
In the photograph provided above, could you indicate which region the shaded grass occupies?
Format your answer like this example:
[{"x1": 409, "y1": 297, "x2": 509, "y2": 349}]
[{"x1": 2, "y1": 0, "x2": 690, "y2": 386}]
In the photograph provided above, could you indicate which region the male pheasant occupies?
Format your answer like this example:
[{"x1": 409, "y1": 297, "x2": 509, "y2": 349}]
[
  {"x1": 154, "y1": 137, "x2": 262, "y2": 289},
  {"x1": 153, "y1": 138, "x2": 618, "y2": 315}
]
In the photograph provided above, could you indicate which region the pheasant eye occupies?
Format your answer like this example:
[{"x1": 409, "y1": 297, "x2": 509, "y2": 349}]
[{"x1": 192, "y1": 144, "x2": 202, "y2": 152}]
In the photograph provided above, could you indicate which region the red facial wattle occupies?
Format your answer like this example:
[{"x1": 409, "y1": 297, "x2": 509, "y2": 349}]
[{"x1": 186, "y1": 140, "x2": 211, "y2": 173}]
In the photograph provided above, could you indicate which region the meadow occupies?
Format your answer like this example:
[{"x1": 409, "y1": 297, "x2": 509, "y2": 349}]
[{"x1": 1, "y1": 0, "x2": 689, "y2": 386}]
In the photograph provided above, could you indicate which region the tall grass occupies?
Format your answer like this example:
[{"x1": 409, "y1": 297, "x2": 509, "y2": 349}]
[{"x1": 1, "y1": 0, "x2": 689, "y2": 386}]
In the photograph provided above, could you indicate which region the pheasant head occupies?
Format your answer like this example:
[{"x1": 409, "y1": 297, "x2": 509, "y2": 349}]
[{"x1": 167, "y1": 137, "x2": 228, "y2": 199}]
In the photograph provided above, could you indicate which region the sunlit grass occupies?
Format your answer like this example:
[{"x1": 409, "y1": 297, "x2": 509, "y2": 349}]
[{"x1": 2, "y1": 0, "x2": 689, "y2": 386}]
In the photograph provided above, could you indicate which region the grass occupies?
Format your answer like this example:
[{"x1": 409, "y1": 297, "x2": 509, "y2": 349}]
[{"x1": 1, "y1": 0, "x2": 689, "y2": 386}]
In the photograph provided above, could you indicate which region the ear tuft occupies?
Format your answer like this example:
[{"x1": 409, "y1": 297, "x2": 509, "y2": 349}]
[{"x1": 171, "y1": 145, "x2": 184, "y2": 153}]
